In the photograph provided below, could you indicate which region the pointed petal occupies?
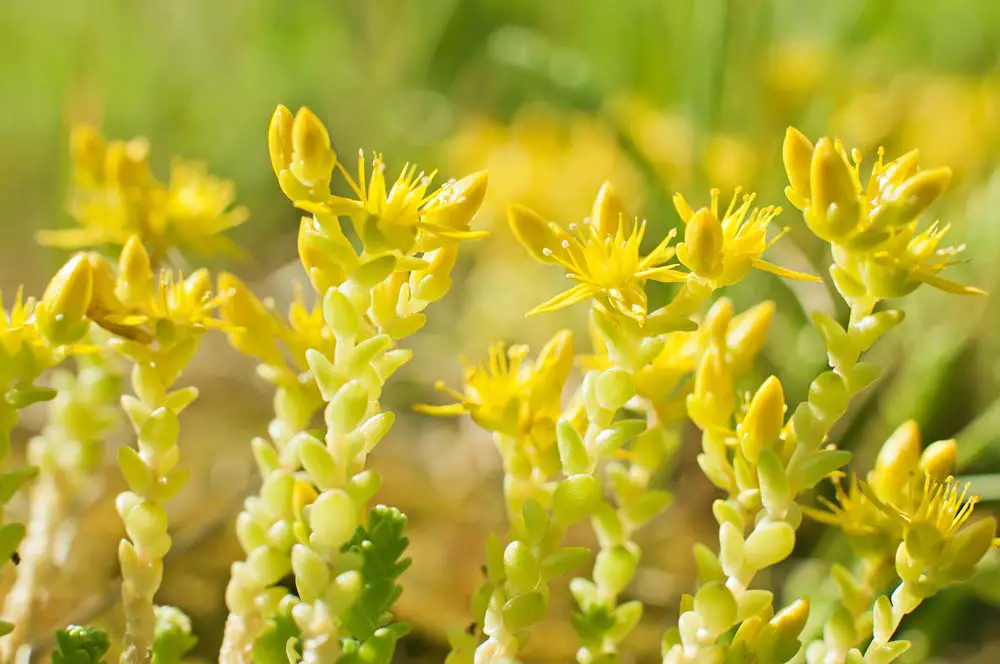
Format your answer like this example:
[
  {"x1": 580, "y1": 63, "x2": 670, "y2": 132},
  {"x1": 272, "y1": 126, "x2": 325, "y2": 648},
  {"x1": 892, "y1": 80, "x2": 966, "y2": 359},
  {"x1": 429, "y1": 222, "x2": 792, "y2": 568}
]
[
  {"x1": 918, "y1": 272, "x2": 988, "y2": 296},
  {"x1": 752, "y1": 258, "x2": 822, "y2": 282},
  {"x1": 526, "y1": 284, "x2": 595, "y2": 317},
  {"x1": 412, "y1": 403, "x2": 467, "y2": 417},
  {"x1": 637, "y1": 265, "x2": 689, "y2": 283}
]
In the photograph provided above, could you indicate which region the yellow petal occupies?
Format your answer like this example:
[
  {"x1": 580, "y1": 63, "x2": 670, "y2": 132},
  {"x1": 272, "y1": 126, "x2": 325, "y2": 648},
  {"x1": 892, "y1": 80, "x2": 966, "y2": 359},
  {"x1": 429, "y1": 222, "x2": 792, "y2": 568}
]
[
  {"x1": 637, "y1": 265, "x2": 689, "y2": 283},
  {"x1": 752, "y1": 258, "x2": 822, "y2": 282},
  {"x1": 508, "y1": 203, "x2": 557, "y2": 263},
  {"x1": 412, "y1": 403, "x2": 467, "y2": 417},
  {"x1": 526, "y1": 283, "x2": 595, "y2": 317},
  {"x1": 918, "y1": 272, "x2": 988, "y2": 296}
]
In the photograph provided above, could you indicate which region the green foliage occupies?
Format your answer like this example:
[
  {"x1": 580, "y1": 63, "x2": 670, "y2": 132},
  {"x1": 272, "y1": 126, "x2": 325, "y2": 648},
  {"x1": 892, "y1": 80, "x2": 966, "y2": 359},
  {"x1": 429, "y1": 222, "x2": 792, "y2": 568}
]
[
  {"x1": 337, "y1": 505, "x2": 413, "y2": 664},
  {"x1": 151, "y1": 606, "x2": 198, "y2": 664},
  {"x1": 253, "y1": 599, "x2": 302, "y2": 664},
  {"x1": 52, "y1": 626, "x2": 110, "y2": 664}
]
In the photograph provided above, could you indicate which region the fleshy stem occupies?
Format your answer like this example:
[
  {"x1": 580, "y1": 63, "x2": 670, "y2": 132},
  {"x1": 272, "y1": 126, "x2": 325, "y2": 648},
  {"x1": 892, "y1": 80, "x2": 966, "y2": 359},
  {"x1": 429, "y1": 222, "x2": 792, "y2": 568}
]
[
  {"x1": 803, "y1": 556, "x2": 894, "y2": 664},
  {"x1": 220, "y1": 379, "x2": 319, "y2": 664},
  {"x1": 281, "y1": 279, "x2": 411, "y2": 663},
  {"x1": 0, "y1": 354, "x2": 121, "y2": 661},
  {"x1": 667, "y1": 290, "x2": 903, "y2": 663},
  {"x1": 116, "y1": 336, "x2": 201, "y2": 664}
]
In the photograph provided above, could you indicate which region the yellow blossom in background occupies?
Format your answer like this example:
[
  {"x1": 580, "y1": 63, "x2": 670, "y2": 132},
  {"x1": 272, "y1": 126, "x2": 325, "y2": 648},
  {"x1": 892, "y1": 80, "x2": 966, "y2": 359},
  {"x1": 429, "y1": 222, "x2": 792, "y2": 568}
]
[
  {"x1": 508, "y1": 182, "x2": 684, "y2": 323},
  {"x1": 606, "y1": 95, "x2": 695, "y2": 192},
  {"x1": 446, "y1": 105, "x2": 644, "y2": 224},
  {"x1": 39, "y1": 125, "x2": 248, "y2": 262},
  {"x1": 416, "y1": 330, "x2": 573, "y2": 453}
]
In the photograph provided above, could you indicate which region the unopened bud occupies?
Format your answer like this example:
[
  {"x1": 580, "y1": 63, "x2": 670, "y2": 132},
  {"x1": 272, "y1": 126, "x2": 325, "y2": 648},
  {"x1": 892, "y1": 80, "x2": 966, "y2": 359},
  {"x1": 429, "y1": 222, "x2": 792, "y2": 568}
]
[
  {"x1": 919, "y1": 439, "x2": 957, "y2": 482},
  {"x1": 739, "y1": 377, "x2": 785, "y2": 462},
  {"x1": 680, "y1": 208, "x2": 724, "y2": 278},
  {"x1": 592, "y1": 181, "x2": 626, "y2": 238},
  {"x1": 37, "y1": 253, "x2": 93, "y2": 345},
  {"x1": 783, "y1": 127, "x2": 814, "y2": 203},
  {"x1": 809, "y1": 138, "x2": 860, "y2": 241}
]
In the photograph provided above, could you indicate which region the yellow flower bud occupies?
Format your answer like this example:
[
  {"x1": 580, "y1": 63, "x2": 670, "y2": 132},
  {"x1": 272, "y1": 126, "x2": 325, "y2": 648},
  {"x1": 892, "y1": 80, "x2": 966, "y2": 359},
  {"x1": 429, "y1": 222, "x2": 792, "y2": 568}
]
[
  {"x1": 106, "y1": 138, "x2": 152, "y2": 190},
  {"x1": 290, "y1": 107, "x2": 336, "y2": 188},
  {"x1": 535, "y1": 329, "x2": 574, "y2": 387},
  {"x1": 919, "y1": 438, "x2": 957, "y2": 482},
  {"x1": 508, "y1": 203, "x2": 557, "y2": 263},
  {"x1": 727, "y1": 301, "x2": 775, "y2": 367},
  {"x1": 36, "y1": 253, "x2": 94, "y2": 345},
  {"x1": 70, "y1": 124, "x2": 106, "y2": 186},
  {"x1": 116, "y1": 236, "x2": 155, "y2": 307},
  {"x1": 782, "y1": 127, "x2": 814, "y2": 202},
  {"x1": 680, "y1": 208, "x2": 724, "y2": 278},
  {"x1": 183, "y1": 269, "x2": 212, "y2": 305},
  {"x1": 592, "y1": 181, "x2": 625, "y2": 238},
  {"x1": 808, "y1": 138, "x2": 860, "y2": 241},
  {"x1": 425, "y1": 170, "x2": 489, "y2": 231},
  {"x1": 739, "y1": 376, "x2": 785, "y2": 462},
  {"x1": 871, "y1": 420, "x2": 921, "y2": 502},
  {"x1": 268, "y1": 104, "x2": 294, "y2": 176},
  {"x1": 877, "y1": 167, "x2": 952, "y2": 229}
]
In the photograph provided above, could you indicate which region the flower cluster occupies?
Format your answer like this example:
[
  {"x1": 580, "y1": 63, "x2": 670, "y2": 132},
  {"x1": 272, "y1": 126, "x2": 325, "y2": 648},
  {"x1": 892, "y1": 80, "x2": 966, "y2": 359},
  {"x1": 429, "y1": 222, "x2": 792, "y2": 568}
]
[{"x1": 41, "y1": 125, "x2": 248, "y2": 262}]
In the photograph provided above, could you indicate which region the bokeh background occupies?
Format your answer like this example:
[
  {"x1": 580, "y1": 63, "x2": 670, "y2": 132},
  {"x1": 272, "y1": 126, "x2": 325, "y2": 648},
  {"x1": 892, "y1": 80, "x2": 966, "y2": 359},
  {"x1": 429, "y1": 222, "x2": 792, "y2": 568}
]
[{"x1": 2, "y1": 0, "x2": 1000, "y2": 662}]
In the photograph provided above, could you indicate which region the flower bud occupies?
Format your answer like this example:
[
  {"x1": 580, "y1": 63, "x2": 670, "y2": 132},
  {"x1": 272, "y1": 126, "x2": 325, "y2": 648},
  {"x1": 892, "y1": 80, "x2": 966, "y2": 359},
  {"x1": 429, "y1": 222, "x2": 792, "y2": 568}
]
[
  {"x1": 70, "y1": 124, "x2": 106, "y2": 186},
  {"x1": 37, "y1": 253, "x2": 94, "y2": 345},
  {"x1": 508, "y1": 204, "x2": 557, "y2": 264},
  {"x1": 425, "y1": 170, "x2": 489, "y2": 232},
  {"x1": 808, "y1": 138, "x2": 859, "y2": 241},
  {"x1": 290, "y1": 107, "x2": 336, "y2": 188},
  {"x1": 556, "y1": 419, "x2": 589, "y2": 475},
  {"x1": 592, "y1": 181, "x2": 626, "y2": 238},
  {"x1": 268, "y1": 104, "x2": 295, "y2": 176},
  {"x1": 782, "y1": 127, "x2": 814, "y2": 202},
  {"x1": 943, "y1": 517, "x2": 997, "y2": 574},
  {"x1": 727, "y1": 301, "x2": 775, "y2": 365},
  {"x1": 680, "y1": 208, "x2": 724, "y2": 278},
  {"x1": 117, "y1": 236, "x2": 155, "y2": 307},
  {"x1": 871, "y1": 420, "x2": 921, "y2": 502},
  {"x1": 919, "y1": 439, "x2": 957, "y2": 482},
  {"x1": 877, "y1": 167, "x2": 951, "y2": 229},
  {"x1": 739, "y1": 376, "x2": 785, "y2": 462}
]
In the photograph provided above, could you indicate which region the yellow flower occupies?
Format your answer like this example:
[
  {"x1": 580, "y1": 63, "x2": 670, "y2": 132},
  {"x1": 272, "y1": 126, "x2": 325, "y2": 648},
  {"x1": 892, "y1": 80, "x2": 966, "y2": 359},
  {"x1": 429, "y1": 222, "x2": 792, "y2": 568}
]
[
  {"x1": 86, "y1": 237, "x2": 225, "y2": 344},
  {"x1": 416, "y1": 331, "x2": 573, "y2": 446},
  {"x1": 508, "y1": 182, "x2": 684, "y2": 323},
  {"x1": 163, "y1": 159, "x2": 250, "y2": 259},
  {"x1": 782, "y1": 127, "x2": 984, "y2": 299},
  {"x1": 39, "y1": 125, "x2": 248, "y2": 262},
  {"x1": 271, "y1": 106, "x2": 488, "y2": 257},
  {"x1": 673, "y1": 188, "x2": 820, "y2": 288},
  {"x1": 0, "y1": 289, "x2": 50, "y2": 369}
]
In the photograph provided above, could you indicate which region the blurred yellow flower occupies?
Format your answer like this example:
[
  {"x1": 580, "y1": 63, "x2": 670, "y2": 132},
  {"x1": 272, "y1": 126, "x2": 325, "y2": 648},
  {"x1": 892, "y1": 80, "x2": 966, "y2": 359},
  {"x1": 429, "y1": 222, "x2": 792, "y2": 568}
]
[
  {"x1": 446, "y1": 105, "x2": 644, "y2": 223},
  {"x1": 416, "y1": 331, "x2": 573, "y2": 447},
  {"x1": 39, "y1": 125, "x2": 248, "y2": 262}
]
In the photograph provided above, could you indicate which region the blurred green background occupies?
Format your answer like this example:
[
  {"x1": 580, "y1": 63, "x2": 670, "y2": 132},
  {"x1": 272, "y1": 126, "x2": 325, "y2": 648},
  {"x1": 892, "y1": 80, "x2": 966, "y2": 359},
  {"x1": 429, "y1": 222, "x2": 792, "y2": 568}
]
[{"x1": 3, "y1": 0, "x2": 1000, "y2": 662}]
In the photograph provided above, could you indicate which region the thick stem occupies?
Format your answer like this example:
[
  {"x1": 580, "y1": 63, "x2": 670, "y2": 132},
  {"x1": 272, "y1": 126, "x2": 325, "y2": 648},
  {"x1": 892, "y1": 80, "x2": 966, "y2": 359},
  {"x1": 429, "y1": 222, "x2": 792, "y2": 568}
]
[{"x1": 0, "y1": 473, "x2": 67, "y2": 661}]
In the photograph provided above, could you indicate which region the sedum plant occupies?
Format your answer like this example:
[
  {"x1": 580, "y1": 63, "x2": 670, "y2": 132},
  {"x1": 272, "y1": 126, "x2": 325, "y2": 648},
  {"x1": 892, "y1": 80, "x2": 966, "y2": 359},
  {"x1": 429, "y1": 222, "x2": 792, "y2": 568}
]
[{"x1": 0, "y1": 108, "x2": 992, "y2": 664}]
